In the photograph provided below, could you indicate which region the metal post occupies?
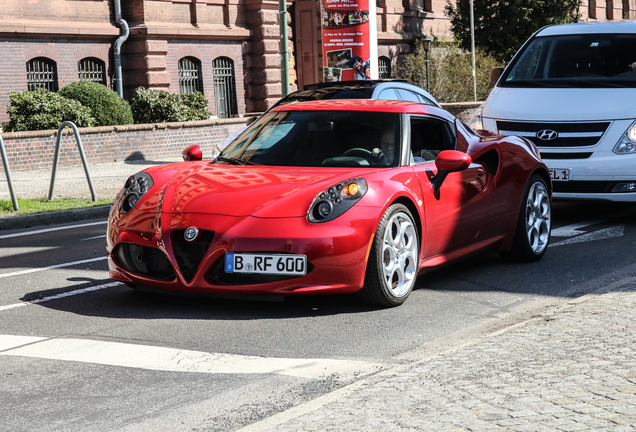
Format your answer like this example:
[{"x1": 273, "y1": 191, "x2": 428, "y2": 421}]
[
  {"x1": 425, "y1": 49, "x2": 430, "y2": 93},
  {"x1": 470, "y1": 0, "x2": 477, "y2": 101},
  {"x1": 0, "y1": 136, "x2": 19, "y2": 211},
  {"x1": 49, "y1": 121, "x2": 96, "y2": 202},
  {"x1": 279, "y1": 0, "x2": 290, "y2": 97}
]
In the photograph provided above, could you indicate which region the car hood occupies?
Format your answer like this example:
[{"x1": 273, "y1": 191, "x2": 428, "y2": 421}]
[
  {"x1": 482, "y1": 87, "x2": 636, "y2": 121},
  {"x1": 138, "y1": 162, "x2": 377, "y2": 218}
]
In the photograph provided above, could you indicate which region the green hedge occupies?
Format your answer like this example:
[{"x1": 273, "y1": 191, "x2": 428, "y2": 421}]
[
  {"x1": 130, "y1": 87, "x2": 211, "y2": 124},
  {"x1": 59, "y1": 81, "x2": 133, "y2": 127},
  {"x1": 2, "y1": 88, "x2": 95, "y2": 132}
]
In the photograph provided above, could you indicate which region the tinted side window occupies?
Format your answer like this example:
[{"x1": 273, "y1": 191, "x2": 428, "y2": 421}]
[{"x1": 410, "y1": 116, "x2": 456, "y2": 163}]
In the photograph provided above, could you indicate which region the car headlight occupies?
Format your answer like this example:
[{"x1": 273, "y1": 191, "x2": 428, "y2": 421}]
[
  {"x1": 613, "y1": 121, "x2": 636, "y2": 154},
  {"x1": 120, "y1": 172, "x2": 153, "y2": 213},
  {"x1": 469, "y1": 105, "x2": 484, "y2": 130},
  {"x1": 308, "y1": 178, "x2": 368, "y2": 223}
]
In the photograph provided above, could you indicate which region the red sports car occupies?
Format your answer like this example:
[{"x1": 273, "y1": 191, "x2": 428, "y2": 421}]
[{"x1": 107, "y1": 99, "x2": 551, "y2": 307}]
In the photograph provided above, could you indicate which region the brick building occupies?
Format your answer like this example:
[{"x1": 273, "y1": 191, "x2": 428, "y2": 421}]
[{"x1": 0, "y1": 0, "x2": 632, "y2": 124}]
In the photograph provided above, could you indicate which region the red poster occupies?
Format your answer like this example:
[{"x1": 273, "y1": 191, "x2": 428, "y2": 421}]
[{"x1": 321, "y1": 0, "x2": 377, "y2": 82}]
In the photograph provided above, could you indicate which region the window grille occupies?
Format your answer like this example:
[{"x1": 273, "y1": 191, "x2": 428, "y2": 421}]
[
  {"x1": 78, "y1": 58, "x2": 106, "y2": 85},
  {"x1": 27, "y1": 57, "x2": 58, "y2": 91},
  {"x1": 178, "y1": 57, "x2": 203, "y2": 94},
  {"x1": 379, "y1": 56, "x2": 392, "y2": 79},
  {"x1": 212, "y1": 57, "x2": 238, "y2": 118}
]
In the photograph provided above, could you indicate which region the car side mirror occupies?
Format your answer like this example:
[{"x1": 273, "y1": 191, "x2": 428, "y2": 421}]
[
  {"x1": 182, "y1": 144, "x2": 202, "y2": 161},
  {"x1": 431, "y1": 150, "x2": 471, "y2": 191},
  {"x1": 489, "y1": 67, "x2": 504, "y2": 88}
]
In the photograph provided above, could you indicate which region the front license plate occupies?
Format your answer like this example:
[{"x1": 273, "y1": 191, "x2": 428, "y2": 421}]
[
  {"x1": 550, "y1": 168, "x2": 571, "y2": 181},
  {"x1": 225, "y1": 253, "x2": 307, "y2": 276}
]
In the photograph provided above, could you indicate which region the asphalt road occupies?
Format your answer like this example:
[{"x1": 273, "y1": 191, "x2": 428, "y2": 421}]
[{"x1": 1, "y1": 200, "x2": 635, "y2": 431}]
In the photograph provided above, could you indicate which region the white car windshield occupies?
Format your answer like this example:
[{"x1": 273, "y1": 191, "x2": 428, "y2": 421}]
[{"x1": 501, "y1": 33, "x2": 636, "y2": 88}]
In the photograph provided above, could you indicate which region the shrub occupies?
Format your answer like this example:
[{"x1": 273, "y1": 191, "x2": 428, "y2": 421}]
[
  {"x1": 2, "y1": 88, "x2": 95, "y2": 132},
  {"x1": 130, "y1": 87, "x2": 211, "y2": 124},
  {"x1": 59, "y1": 81, "x2": 134, "y2": 126},
  {"x1": 400, "y1": 40, "x2": 501, "y2": 103}
]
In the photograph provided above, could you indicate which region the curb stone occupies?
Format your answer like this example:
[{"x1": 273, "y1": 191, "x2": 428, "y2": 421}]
[{"x1": 0, "y1": 206, "x2": 111, "y2": 231}]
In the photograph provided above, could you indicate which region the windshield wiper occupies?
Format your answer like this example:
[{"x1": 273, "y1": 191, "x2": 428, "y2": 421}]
[{"x1": 215, "y1": 156, "x2": 260, "y2": 165}]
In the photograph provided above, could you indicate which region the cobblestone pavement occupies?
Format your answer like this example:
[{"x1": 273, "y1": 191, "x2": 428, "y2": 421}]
[{"x1": 241, "y1": 283, "x2": 636, "y2": 432}]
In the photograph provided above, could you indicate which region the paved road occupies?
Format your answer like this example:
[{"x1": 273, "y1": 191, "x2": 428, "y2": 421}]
[{"x1": 0, "y1": 201, "x2": 635, "y2": 431}]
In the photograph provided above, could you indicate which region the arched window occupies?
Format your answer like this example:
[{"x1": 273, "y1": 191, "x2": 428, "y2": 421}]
[
  {"x1": 379, "y1": 56, "x2": 392, "y2": 79},
  {"x1": 27, "y1": 57, "x2": 58, "y2": 91},
  {"x1": 178, "y1": 56, "x2": 203, "y2": 94},
  {"x1": 78, "y1": 57, "x2": 106, "y2": 85},
  {"x1": 212, "y1": 57, "x2": 238, "y2": 118}
]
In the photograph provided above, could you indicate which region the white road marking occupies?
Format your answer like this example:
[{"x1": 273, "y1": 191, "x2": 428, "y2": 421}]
[
  {"x1": 0, "y1": 281, "x2": 122, "y2": 311},
  {"x1": 80, "y1": 234, "x2": 106, "y2": 241},
  {"x1": 551, "y1": 225, "x2": 625, "y2": 248},
  {"x1": 0, "y1": 335, "x2": 382, "y2": 380},
  {"x1": 0, "y1": 246, "x2": 59, "y2": 258},
  {"x1": 0, "y1": 256, "x2": 107, "y2": 279},
  {"x1": 0, "y1": 220, "x2": 107, "y2": 240}
]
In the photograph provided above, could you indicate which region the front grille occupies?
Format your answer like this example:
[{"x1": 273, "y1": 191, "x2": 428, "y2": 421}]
[
  {"x1": 540, "y1": 152, "x2": 593, "y2": 159},
  {"x1": 112, "y1": 243, "x2": 175, "y2": 280},
  {"x1": 497, "y1": 121, "x2": 610, "y2": 148},
  {"x1": 208, "y1": 257, "x2": 310, "y2": 285},
  {"x1": 553, "y1": 181, "x2": 617, "y2": 194},
  {"x1": 172, "y1": 229, "x2": 215, "y2": 283}
]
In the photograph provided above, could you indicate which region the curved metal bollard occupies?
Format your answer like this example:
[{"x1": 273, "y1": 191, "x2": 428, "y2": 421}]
[
  {"x1": 48, "y1": 121, "x2": 96, "y2": 201},
  {"x1": 0, "y1": 135, "x2": 19, "y2": 211}
]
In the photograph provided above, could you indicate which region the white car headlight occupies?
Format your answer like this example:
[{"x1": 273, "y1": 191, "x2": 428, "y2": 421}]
[{"x1": 613, "y1": 121, "x2": 636, "y2": 155}]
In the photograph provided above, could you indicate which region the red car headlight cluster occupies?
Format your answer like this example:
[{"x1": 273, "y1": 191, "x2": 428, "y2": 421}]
[
  {"x1": 308, "y1": 178, "x2": 367, "y2": 223},
  {"x1": 120, "y1": 172, "x2": 154, "y2": 213}
]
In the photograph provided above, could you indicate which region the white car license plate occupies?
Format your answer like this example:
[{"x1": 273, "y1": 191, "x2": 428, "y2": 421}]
[
  {"x1": 550, "y1": 168, "x2": 571, "y2": 181},
  {"x1": 225, "y1": 253, "x2": 307, "y2": 276}
]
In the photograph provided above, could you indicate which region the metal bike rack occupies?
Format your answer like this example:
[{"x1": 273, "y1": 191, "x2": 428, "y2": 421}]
[
  {"x1": 0, "y1": 135, "x2": 19, "y2": 211},
  {"x1": 48, "y1": 121, "x2": 96, "y2": 201}
]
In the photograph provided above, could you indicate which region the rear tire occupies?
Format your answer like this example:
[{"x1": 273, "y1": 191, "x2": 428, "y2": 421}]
[
  {"x1": 358, "y1": 204, "x2": 419, "y2": 307},
  {"x1": 502, "y1": 174, "x2": 551, "y2": 262}
]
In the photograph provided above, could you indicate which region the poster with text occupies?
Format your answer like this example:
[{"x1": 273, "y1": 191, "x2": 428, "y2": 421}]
[{"x1": 321, "y1": 0, "x2": 377, "y2": 81}]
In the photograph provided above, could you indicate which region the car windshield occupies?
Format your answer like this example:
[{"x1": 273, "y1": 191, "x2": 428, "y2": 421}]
[
  {"x1": 501, "y1": 33, "x2": 636, "y2": 88},
  {"x1": 218, "y1": 110, "x2": 401, "y2": 168}
]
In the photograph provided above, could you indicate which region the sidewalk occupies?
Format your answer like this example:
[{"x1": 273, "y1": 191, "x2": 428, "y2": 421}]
[
  {"x1": 0, "y1": 159, "x2": 180, "y2": 229},
  {"x1": 240, "y1": 280, "x2": 636, "y2": 432}
]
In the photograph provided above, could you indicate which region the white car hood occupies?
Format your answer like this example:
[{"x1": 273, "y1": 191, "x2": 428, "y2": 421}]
[{"x1": 483, "y1": 87, "x2": 636, "y2": 122}]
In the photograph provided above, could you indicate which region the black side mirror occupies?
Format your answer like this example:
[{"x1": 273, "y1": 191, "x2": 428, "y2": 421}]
[{"x1": 489, "y1": 67, "x2": 504, "y2": 88}]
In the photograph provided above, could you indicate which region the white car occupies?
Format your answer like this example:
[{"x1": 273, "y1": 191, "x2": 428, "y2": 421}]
[{"x1": 473, "y1": 20, "x2": 636, "y2": 202}]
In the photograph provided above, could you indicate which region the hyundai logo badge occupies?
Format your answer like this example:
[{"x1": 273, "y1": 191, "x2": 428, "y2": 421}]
[
  {"x1": 536, "y1": 129, "x2": 558, "y2": 141},
  {"x1": 184, "y1": 227, "x2": 199, "y2": 242}
]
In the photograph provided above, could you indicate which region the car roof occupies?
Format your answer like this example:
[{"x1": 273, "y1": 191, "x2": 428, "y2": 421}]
[
  {"x1": 276, "y1": 79, "x2": 441, "y2": 108},
  {"x1": 537, "y1": 19, "x2": 636, "y2": 36},
  {"x1": 270, "y1": 99, "x2": 454, "y2": 120}
]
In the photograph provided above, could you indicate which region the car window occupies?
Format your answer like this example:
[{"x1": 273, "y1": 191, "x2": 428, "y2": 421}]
[
  {"x1": 396, "y1": 89, "x2": 420, "y2": 102},
  {"x1": 409, "y1": 116, "x2": 456, "y2": 163},
  {"x1": 220, "y1": 110, "x2": 402, "y2": 168},
  {"x1": 416, "y1": 93, "x2": 435, "y2": 105},
  {"x1": 377, "y1": 88, "x2": 400, "y2": 100},
  {"x1": 502, "y1": 33, "x2": 636, "y2": 88}
]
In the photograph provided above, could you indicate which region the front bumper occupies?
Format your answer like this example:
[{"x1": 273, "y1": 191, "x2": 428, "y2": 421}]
[{"x1": 107, "y1": 207, "x2": 379, "y2": 296}]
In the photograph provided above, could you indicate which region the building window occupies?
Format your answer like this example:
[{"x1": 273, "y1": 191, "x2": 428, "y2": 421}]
[
  {"x1": 607, "y1": 0, "x2": 614, "y2": 19},
  {"x1": 212, "y1": 57, "x2": 238, "y2": 119},
  {"x1": 417, "y1": 0, "x2": 432, "y2": 11},
  {"x1": 379, "y1": 56, "x2": 392, "y2": 79},
  {"x1": 78, "y1": 58, "x2": 106, "y2": 85},
  {"x1": 178, "y1": 57, "x2": 203, "y2": 94},
  {"x1": 589, "y1": 0, "x2": 596, "y2": 19},
  {"x1": 27, "y1": 57, "x2": 58, "y2": 91}
]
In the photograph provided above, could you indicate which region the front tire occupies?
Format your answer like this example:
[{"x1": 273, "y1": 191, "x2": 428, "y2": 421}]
[
  {"x1": 358, "y1": 204, "x2": 419, "y2": 307},
  {"x1": 503, "y1": 174, "x2": 551, "y2": 262}
]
